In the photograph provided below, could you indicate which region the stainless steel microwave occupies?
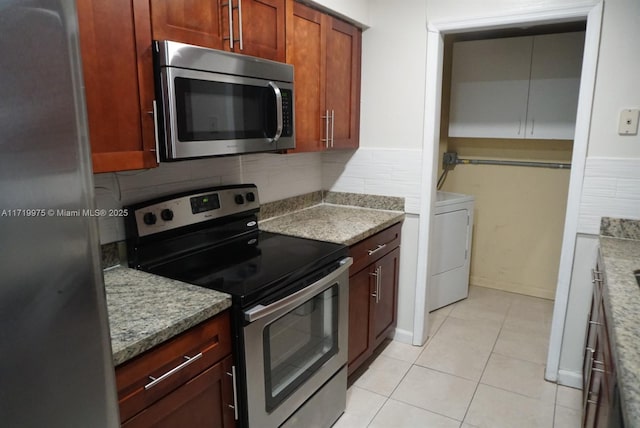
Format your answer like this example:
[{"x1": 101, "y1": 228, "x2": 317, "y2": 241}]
[{"x1": 154, "y1": 40, "x2": 295, "y2": 160}]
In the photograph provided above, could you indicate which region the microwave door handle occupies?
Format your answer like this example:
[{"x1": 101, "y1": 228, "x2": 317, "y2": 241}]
[{"x1": 266, "y1": 82, "x2": 283, "y2": 143}]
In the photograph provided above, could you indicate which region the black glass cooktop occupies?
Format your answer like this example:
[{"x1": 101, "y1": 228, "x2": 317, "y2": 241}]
[{"x1": 143, "y1": 231, "x2": 348, "y2": 308}]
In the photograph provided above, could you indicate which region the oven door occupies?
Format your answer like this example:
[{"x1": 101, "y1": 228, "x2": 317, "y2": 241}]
[
  {"x1": 159, "y1": 67, "x2": 294, "y2": 160},
  {"x1": 242, "y1": 257, "x2": 351, "y2": 428}
]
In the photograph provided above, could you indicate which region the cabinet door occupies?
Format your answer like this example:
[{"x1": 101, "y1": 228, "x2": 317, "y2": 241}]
[
  {"x1": 122, "y1": 355, "x2": 235, "y2": 428},
  {"x1": 525, "y1": 32, "x2": 584, "y2": 140},
  {"x1": 78, "y1": 0, "x2": 158, "y2": 173},
  {"x1": 448, "y1": 36, "x2": 532, "y2": 139},
  {"x1": 347, "y1": 267, "x2": 374, "y2": 375},
  {"x1": 372, "y1": 248, "x2": 400, "y2": 348},
  {"x1": 238, "y1": 0, "x2": 286, "y2": 61},
  {"x1": 150, "y1": 0, "x2": 224, "y2": 49},
  {"x1": 286, "y1": 1, "x2": 326, "y2": 152},
  {"x1": 325, "y1": 17, "x2": 361, "y2": 149}
]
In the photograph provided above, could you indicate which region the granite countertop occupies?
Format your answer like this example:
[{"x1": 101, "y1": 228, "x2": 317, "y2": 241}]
[
  {"x1": 104, "y1": 267, "x2": 231, "y2": 366},
  {"x1": 259, "y1": 204, "x2": 405, "y2": 246},
  {"x1": 598, "y1": 236, "x2": 640, "y2": 428}
]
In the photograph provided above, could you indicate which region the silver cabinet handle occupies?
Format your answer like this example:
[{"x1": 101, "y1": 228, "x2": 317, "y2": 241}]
[
  {"x1": 144, "y1": 352, "x2": 203, "y2": 390},
  {"x1": 369, "y1": 266, "x2": 381, "y2": 303},
  {"x1": 226, "y1": 365, "x2": 239, "y2": 420},
  {"x1": 530, "y1": 119, "x2": 535, "y2": 135},
  {"x1": 330, "y1": 109, "x2": 335, "y2": 147},
  {"x1": 223, "y1": 1, "x2": 234, "y2": 49},
  {"x1": 367, "y1": 243, "x2": 386, "y2": 256},
  {"x1": 517, "y1": 118, "x2": 522, "y2": 135},
  {"x1": 151, "y1": 100, "x2": 160, "y2": 164},
  {"x1": 237, "y1": 0, "x2": 243, "y2": 50},
  {"x1": 322, "y1": 110, "x2": 330, "y2": 148},
  {"x1": 369, "y1": 267, "x2": 380, "y2": 303},
  {"x1": 377, "y1": 265, "x2": 382, "y2": 302},
  {"x1": 267, "y1": 82, "x2": 283, "y2": 143},
  {"x1": 591, "y1": 269, "x2": 602, "y2": 284}
]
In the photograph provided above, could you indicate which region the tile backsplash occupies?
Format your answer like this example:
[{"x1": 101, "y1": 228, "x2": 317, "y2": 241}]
[
  {"x1": 94, "y1": 148, "x2": 425, "y2": 244},
  {"x1": 322, "y1": 148, "x2": 423, "y2": 214},
  {"x1": 579, "y1": 157, "x2": 640, "y2": 234},
  {"x1": 94, "y1": 152, "x2": 322, "y2": 244}
]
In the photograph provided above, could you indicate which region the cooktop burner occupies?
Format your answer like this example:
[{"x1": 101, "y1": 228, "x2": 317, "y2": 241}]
[
  {"x1": 144, "y1": 231, "x2": 347, "y2": 307},
  {"x1": 126, "y1": 185, "x2": 348, "y2": 308}
]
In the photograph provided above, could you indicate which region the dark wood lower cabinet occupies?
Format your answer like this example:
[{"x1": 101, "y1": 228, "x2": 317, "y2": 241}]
[
  {"x1": 347, "y1": 223, "x2": 401, "y2": 376},
  {"x1": 348, "y1": 267, "x2": 374, "y2": 371},
  {"x1": 116, "y1": 311, "x2": 235, "y2": 427},
  {"x1": 123, "y1": 355, "x2": 235, "y2": 428},
  {"x1": 582, "y1": 257, "x2": 623, "y2": 428}
]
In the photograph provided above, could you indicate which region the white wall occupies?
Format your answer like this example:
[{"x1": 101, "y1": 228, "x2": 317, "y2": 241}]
[
  {"x1": 305, "y1": 0, "x2": 370, "y2": 28},
  {"x1": 95, "y1": 152, "x2": 323, "y2": 244},
  {"x1": 359, "y1": 0, "x2": 428, "y2": 150},
  {"x1": 587, "y1": 0, "x2": 640, "y2": 158}
]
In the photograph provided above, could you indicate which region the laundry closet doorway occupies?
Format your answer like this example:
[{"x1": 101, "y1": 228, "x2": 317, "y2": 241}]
[
  {"x1": 412, "y1": 3, "x2": 603, "y2": 385},
  {"x1": 437, "y1": 24, "x2": 585, "y2": 300}
]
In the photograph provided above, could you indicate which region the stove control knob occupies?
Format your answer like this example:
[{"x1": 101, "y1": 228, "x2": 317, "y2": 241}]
[
  {"x1": 161, "y1": 208, "x2": 174, "y2": 221},
  {"x1": 246, "y1": 192, "x2": 256, "y2": 202},
  {"x1": 143, "y1": 212, "x2": 157, "y2": 225},
  {"x1": 235, "y1": 194, "x2": 245, "y2": 205}
]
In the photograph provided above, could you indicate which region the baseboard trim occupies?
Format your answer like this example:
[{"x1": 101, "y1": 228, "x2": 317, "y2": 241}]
[
  {"x1": 557, "y1": 369, "x2": 583, "y2": 389},
  {"x1": 391, "y1": 328, "x2": 413, "y2": 345}
]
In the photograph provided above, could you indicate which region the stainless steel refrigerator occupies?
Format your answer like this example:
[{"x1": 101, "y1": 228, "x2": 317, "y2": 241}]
[{"x1": 0, "y1": 0, "x2": 119, "y2": 426}]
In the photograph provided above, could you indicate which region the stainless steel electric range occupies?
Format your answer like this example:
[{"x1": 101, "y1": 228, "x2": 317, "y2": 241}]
[{"x1": 126, "y1": 184, "x2": 351, "y2": 428}]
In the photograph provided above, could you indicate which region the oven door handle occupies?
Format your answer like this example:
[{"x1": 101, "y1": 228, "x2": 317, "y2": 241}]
[{"x1": 244, "y1": 257, "x2": 353, "y2": 322}]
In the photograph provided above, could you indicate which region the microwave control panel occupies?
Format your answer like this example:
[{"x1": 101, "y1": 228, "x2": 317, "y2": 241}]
[{"x1": 282, "y1": 89, "x2": 293, "y2": 137}]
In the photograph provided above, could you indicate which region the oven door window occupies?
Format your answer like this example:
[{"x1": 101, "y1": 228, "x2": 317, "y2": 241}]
[
  {"x1": 263, "y1": 284, "x2": 339, "y2": 412},
  {"x1": 174, "y1": 77, "x2": 276, "y2": 141}
]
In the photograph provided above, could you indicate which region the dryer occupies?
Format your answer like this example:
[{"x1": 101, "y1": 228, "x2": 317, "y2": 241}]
[{"x1": 429, "y1": 191, "x2": 475, "y2": 311}]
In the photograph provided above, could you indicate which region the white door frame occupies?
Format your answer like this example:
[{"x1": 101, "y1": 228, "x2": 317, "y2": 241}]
[{"x1": 413, "y1": 2, "x2": 603, "y2": 383}]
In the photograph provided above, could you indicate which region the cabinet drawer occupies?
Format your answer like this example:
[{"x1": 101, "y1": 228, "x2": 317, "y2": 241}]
[
  {"x1": 122, "y1": 355, "x2": 235, "y2": 428},
  {"x1": 349, "y1": 223, "x2": 402, "y2": 274},
  {"x1": 116, "y1": 311, "x2": 232, "y2": 423}
]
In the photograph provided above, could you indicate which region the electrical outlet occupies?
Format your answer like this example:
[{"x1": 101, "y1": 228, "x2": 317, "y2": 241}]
[{"x1": 618, "y1": 109, "x2": 640, "y2": 135}]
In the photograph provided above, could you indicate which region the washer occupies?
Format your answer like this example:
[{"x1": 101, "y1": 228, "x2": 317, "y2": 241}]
[{"x1": 429, "y1": 191, "x2": 475, "y2": 311}]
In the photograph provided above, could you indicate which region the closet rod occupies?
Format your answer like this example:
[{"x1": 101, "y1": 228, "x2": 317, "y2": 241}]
[{"x1": 455, "y1": 158, "x2": 571, "y2": 169}]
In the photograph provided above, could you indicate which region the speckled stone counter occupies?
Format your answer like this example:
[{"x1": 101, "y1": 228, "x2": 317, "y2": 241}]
[
  {"x1": 259, "y1": 204, "x2": 404, "y2": 246},
  {"x1": 599, "y1": 234, "x2": 640, "y2": 428},
  {"x1": 104, "y1": 267, "x2": 231, "y2": 366}
]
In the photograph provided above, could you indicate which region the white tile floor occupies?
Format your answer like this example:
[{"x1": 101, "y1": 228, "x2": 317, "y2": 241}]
[{"x1": 334, "y1": 286, "x2": 583, "y2": 428}]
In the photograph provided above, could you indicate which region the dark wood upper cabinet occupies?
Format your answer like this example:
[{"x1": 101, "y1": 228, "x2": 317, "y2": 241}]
[
  {"x1": 238, "y1": 0, "x2": 286, "y2": 62},
  {"x1": 149, "y1": 0, "x2": 224, "y2": 49},
  {"x1": 77, "y1": 0, "x2": 158, "y2": 173},
  {"x1": 325, "y1": 17, "x2": 361, "y2": 149},
  {"x1": 286, "y1": 2, "x2": 325, "y2": 151},
  {"x1": 150, "y1": 0, "x2": 284, "y2": 61},
  {"x1": 286, "y1": 0, "x2": 361, "y2": 153}
]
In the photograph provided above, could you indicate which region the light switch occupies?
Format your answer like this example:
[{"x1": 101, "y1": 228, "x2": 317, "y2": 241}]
[{"x1": 618, "y1": 109, "x2": 640, "y2": 135}]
